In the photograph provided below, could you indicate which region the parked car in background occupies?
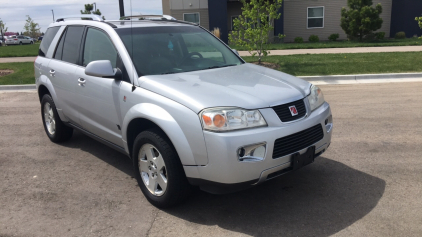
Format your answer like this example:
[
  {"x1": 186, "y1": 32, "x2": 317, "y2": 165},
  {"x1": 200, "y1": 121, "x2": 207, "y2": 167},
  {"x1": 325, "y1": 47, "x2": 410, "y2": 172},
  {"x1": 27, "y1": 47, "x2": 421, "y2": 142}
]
[
  {"x1": 0, "y1": 36, "x2": 5, "y2": 46},
  {"x1": 24, "y1": 36, "x2": 35, "y2": 44},
  {"x1": 5, "y1": 35, "x2": 33, "y2": 45}
]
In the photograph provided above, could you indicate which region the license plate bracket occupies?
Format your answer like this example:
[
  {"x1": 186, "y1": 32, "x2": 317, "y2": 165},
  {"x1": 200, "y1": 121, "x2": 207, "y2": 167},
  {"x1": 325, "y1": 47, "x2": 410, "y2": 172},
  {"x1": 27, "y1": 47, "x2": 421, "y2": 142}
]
[{"x1": 291, "y1": 146, "x2": 315, "y2": 170}]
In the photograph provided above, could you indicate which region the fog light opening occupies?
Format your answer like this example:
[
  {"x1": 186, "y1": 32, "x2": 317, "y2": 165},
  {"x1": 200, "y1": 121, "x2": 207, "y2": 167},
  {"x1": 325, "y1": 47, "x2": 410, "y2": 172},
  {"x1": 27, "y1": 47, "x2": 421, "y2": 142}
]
[
  {"x1": 238, "y1": 143, "x2": 266, "y2": 162},
  {"x1": 238, "y1": 148, "x2": 245, "y2": 158}
]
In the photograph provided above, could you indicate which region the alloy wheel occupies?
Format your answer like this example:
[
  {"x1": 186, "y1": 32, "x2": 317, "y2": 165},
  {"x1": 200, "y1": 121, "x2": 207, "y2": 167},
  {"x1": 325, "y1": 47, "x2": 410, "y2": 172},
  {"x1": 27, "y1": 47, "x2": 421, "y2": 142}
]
[
  {"x1": 43, "y1": 102, "x2": 56, "y2": 135},
  {"x1": 138, "y1": 143, "x2": 168, "y2": 196}
]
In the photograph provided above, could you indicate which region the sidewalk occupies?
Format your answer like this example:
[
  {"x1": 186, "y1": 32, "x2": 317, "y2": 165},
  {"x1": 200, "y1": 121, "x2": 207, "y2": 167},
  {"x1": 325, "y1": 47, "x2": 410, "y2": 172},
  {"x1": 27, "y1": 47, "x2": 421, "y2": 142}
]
[
  {"x1": 238, "y1": 45, "x2": 422, "y2": 56},
  {"x1": 0, "y1": 57, "x2": 36, "y2": 63}
]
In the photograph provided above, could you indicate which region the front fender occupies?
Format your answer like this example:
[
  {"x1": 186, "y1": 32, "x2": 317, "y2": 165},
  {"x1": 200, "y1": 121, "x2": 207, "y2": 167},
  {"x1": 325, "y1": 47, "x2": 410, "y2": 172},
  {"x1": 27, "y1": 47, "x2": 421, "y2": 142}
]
[{"x1": 122, "y1": 103, "x2": 204, "y2": 166}]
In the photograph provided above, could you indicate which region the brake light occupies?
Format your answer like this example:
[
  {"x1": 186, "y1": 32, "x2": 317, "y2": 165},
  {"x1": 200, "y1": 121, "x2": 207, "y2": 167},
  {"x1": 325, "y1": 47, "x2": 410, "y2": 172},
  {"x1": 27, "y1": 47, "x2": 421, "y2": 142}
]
[{"x1": 14, "y1": 39, "x2": 18, "y2": 40}]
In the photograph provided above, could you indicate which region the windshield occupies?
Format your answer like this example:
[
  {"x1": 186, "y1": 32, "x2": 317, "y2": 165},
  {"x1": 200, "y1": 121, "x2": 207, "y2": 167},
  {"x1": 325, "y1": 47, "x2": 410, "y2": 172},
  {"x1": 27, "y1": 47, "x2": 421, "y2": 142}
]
[{"x1": 115, "y1": 26, "x2": 243, "y2": 76}]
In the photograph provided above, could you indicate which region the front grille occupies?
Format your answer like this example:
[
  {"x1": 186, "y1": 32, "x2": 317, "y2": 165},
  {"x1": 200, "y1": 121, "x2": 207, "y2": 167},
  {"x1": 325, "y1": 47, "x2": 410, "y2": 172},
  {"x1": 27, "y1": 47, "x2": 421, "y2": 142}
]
[
  {"x1": 272, "y1": 124, "x2": 324, "y2": 158},
  {"x1": 272, "y1": 99, "x2": 306, "y2": 122}
]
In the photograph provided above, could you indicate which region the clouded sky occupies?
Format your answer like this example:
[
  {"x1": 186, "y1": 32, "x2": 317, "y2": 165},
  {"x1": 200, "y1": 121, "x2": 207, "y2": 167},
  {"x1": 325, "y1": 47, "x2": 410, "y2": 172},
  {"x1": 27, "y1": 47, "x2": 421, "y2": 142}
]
[{"x1": 0, "y1": 0, "x2": 163, "y2": 33}]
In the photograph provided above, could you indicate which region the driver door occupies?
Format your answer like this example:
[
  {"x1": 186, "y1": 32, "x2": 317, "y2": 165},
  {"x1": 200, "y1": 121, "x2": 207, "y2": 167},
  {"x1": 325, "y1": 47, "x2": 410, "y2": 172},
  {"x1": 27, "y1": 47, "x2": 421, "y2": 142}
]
[{"x1": 74, "y1": 27, "x2": 125, "y2": 147}]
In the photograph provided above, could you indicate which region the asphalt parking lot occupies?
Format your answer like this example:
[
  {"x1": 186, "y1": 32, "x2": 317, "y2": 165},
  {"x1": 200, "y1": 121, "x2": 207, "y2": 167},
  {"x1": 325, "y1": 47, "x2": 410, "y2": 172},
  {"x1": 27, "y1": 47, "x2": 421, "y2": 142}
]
[{"x1": 1, "y1": 82, "x2": 421, "y2": 237}]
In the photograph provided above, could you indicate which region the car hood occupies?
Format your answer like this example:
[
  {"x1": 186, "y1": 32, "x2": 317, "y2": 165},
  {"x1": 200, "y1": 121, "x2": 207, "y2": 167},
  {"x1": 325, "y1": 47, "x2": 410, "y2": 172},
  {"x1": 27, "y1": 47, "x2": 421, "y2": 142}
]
[{"x1": 139, "y1": 63, "x2": 311, "y2": 113}]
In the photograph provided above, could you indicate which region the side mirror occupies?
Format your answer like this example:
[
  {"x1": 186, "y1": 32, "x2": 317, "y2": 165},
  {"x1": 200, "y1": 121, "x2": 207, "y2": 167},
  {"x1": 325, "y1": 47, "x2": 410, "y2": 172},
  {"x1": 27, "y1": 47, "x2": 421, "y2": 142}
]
[
  {"x1": 85, "y1": 60, "x2": 122, "y2": 80},
  {"x1": 232, "y1": 49, "x2": 239, "y2": 56}
]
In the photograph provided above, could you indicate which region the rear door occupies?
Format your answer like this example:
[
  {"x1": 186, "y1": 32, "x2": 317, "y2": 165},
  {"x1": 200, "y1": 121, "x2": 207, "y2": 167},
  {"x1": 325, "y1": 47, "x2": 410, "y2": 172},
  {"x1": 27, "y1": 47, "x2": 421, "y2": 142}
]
[
  {"x1": 74, "y1": 27, "x2": 129, "y2": 147},
  {"x1": 48, "y1": 25, "x2": 85, "y2": 125},
  {"x1": 18, "y1": 35, "x2": 25, "y2": 43}
]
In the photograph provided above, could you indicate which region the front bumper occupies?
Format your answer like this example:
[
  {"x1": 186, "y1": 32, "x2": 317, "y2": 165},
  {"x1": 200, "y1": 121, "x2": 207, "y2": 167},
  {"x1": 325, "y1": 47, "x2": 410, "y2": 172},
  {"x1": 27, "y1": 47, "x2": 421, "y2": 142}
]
[{"x1": 184, "y1": 102, "x2": 333, "y2": 194}]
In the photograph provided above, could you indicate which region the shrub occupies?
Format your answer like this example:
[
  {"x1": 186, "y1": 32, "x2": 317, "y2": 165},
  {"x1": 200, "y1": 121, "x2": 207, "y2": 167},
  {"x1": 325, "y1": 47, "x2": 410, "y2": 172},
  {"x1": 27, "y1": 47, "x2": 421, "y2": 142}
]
[
  {"x1": 395, "y1": 31, "x2": 406, "y2": 39},
  {"x1": 309, "y1": 35, "x2": 319, "y2": 42},
  {"x1": 294, "y1": 37, "x2": 303, "y2": 43},
  {"x1": 364, "y1": 33, "x2": 376, "y2": 41},
  {"x1": 328, "y1": 33, "x2": 340, "y2": 41},
  {"x1": 341, "y1": 0, "x2": 383, "y2": 41},
  {"x1": 375, "y1": 32, "x2": 385, "y2": 40}
]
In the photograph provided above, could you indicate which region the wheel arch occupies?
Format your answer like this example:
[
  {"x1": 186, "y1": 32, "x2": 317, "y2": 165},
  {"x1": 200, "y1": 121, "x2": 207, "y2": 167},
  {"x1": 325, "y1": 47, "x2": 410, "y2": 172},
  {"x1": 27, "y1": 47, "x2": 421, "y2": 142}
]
[
  {"x1": 122, "y1": 103, "x2": 198, "y2": 166},
  {"x1": 38, "y1": 84, "x2": 50, "y2": 102},
  {"x1": 37, "y1": 77, "x2": 68, "y2": 122}
]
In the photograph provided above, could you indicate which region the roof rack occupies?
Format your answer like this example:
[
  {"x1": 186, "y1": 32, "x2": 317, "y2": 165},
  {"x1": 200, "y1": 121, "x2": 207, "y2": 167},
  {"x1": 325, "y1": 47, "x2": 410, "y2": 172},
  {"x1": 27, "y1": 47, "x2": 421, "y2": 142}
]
[
  {"x1": 119, "y1": 15, "x2": 176, "y2": 20},
  {"x1": 116, "y1": 15, "x2": 198, "y2": 26},
  {"x1": 56, "y1": 15, "x2": 103, "y2": 22}
]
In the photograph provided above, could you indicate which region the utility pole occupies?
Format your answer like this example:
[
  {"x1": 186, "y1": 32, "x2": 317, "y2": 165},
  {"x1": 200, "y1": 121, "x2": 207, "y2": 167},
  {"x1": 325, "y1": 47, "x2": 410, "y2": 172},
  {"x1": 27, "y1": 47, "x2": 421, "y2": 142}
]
[
  {"x1": 51, "y1": 9, "x2": 55, "y2": 22},
  {"x1": 0, "y1": 19, "x2": 3, "y2": 46},
  {"x1": 119, "y1": 0, "x2": 125, "y2": 17},
  {"x1": 93, "y1": 2, "x2": 96, "y2": 12}
]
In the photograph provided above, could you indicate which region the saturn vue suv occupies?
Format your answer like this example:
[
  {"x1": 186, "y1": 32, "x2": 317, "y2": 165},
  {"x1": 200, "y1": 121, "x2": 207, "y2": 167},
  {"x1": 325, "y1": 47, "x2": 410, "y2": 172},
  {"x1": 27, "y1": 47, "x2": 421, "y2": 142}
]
[{"x1": 35, "y1": 15, "x2": 333, "y2": 207}]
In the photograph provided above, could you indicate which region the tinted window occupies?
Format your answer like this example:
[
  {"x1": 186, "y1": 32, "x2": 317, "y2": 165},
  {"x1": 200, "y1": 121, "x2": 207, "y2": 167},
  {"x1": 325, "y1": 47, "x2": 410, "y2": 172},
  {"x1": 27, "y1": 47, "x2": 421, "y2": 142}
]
[
  {"x1": 83, "y1": 27, "x2": 130, "y2": 83},
  {"x1": 116, "y1": 56, "x2": 130, "y2": 83},
  {"x1": 82, "y1": 28, "x2": 117, "y2": 67},
  {"x1": 39, "y1": 26, "x2": 60, "y2": 57},
  {"x1": 62, "y1": 26, "x2": 84, "y2": 64},
  {"x1": 54, "y1": 29, "x2": 66, "y2": 60}
]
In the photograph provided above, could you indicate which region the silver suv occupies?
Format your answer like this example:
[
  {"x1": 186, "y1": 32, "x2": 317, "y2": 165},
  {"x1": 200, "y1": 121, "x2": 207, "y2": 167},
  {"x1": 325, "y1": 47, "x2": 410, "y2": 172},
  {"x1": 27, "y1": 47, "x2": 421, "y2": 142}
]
[{"x1": 35, "y1": 15, "x2": 333, "y2": 207}]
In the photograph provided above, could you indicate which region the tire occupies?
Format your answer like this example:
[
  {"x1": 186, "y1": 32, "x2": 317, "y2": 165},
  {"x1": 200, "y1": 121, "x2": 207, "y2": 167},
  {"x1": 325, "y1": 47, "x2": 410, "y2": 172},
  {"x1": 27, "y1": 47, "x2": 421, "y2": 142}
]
[
  {"x1": 132, "y1": 128, "x2": 191, "y2": 208},
  {"x1": 30, "y1": 41, "x2": 34, "y2": 44},
  {"x1": 19, "y1": 41, "x2": 22, "y2": 45},
  {"x1": 41, "y1": 94, "x2": 73, "y2": 143}
]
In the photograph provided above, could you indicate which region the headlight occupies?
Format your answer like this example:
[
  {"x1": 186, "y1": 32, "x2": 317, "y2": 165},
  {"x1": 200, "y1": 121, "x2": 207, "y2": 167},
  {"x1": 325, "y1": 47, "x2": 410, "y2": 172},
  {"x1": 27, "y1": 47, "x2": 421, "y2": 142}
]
[
  {"x1": 308, "y1": 85, "x2": 325, "y2": 111},
  {"x1": 200, "y1": 107, "x2": 267, "y2": 132}
]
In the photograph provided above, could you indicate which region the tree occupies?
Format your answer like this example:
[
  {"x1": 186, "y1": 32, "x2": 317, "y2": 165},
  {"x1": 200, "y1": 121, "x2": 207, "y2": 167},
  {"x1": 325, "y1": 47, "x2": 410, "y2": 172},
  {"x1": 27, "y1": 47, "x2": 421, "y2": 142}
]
[
  {"x1": 81, "y1": 4, "x2": 105, "y2": 20},
  {"x1": 340, "y1": 0, "x2": 383, "y2": 41},
  {"x1": 23, "y1": 15, "x2": 41, "y2": 39},
  {"x1": 229, "y1": 0, "x2": 284, "y2": 64},
  {"x1": 0, "y1": 19, "x2": 8, "y2": 33},
  {"x1": 416, "y1": 15, "x2": 422, "y2": 39}
]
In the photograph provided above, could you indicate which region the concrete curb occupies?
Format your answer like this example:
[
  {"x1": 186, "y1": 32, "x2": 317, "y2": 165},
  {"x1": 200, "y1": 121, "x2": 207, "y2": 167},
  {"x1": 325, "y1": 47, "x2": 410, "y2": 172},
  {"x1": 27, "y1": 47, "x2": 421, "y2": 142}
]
[
  {"x1": 1, "y1": 73, "x2": 421, "y2": 91},
  {"x1": 299, "y1": 73, "x2": 422, "y2": 81},
  {"x1": 0, "y1": 84, "x2": 36, "y2": 91}
]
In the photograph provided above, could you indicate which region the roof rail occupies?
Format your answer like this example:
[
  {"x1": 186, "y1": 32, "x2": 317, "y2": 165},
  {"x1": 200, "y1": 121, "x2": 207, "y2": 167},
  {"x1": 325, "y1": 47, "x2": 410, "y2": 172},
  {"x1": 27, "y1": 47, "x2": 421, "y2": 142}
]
[
  {"x1": 116, "y1": 15, "x2": 198, "y2": 26},
  {"x1": 119, "y1": 15, "x2": 176, "y2": 21},
  {"x1": 56, "y1": 15, "x2": 103, "y2": 22}
]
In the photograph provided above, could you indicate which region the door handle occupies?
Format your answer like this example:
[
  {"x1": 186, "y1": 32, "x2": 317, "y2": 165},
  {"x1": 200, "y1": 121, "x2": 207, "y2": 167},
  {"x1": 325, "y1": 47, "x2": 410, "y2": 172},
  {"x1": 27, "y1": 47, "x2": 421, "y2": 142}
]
[
  {"x1": 78, "y1": 78, "x2": 86, "y2": 86},
  {"x1": 49, "y1": 69, "x2": 55, "y2": 76}
]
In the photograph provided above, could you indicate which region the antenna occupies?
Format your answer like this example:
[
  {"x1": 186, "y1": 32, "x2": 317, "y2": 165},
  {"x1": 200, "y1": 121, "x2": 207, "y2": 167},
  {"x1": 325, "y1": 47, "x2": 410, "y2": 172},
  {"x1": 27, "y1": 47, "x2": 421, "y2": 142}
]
[{"x1": 130, "y1": 0, "x2": 136, "y2": 92}]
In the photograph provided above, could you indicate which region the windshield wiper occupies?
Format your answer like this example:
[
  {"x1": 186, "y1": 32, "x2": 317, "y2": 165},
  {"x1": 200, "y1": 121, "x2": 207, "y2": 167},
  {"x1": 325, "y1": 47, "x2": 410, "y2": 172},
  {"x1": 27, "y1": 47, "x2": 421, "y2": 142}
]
[{"x1": 206, "y1": 64, "x2": 237, "y2": 70}]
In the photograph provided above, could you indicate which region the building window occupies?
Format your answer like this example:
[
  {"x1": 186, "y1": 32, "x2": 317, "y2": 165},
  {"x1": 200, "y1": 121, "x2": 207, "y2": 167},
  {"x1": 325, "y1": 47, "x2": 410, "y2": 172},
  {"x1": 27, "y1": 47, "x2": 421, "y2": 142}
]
[
  {"x1": 231, "y1": 16, "x2": 239, "y2": 30},
  {"x1": 183, "y1": 13, "x2": 200, "y2": 24},
  {"x1": 307, "y1": 7, "x2": 324, "y2": 28}
]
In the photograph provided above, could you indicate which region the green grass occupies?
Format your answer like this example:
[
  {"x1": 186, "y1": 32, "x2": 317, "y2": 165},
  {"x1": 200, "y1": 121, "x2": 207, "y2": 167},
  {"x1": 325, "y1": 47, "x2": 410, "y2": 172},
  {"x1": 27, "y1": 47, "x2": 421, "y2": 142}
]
[
  {"x1": 242, "y1": 52, "x2": 422, "y2": 76},
  {"x1": 0, "y1": 62, "x2": 34, "y2": 85},
  {"x1": 231, "y1": 38, "x2": 421, "y2": 51},
  {"x1": 1, "y1": 52, "x2": 421, "y2": 85},
  {"x1": 0, "y1": 44, "x2": 39, "y2": 57}
]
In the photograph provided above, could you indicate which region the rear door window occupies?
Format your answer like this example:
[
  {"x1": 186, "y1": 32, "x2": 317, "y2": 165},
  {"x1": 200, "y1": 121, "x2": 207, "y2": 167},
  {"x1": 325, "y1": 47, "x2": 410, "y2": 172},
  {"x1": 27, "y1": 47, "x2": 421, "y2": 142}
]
[
  {"x1": 54, "y1": 29, "x2": 66, "y2": 60},
  {"x1": 38, "y1": 26, "x2": 60, "y2": 57},
  {"x1": 61, "y1": 26, "x2": 84, "y2": 65}
]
